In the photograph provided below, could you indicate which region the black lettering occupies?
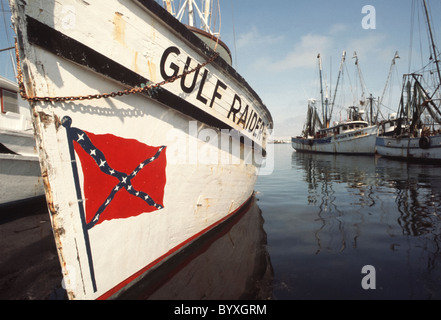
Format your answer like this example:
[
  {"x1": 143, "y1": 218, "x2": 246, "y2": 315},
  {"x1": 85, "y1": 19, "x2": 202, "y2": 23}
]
[
  {"x1": 248, "y1": 113, "x2": 258, "y2": 131},
  {"x1": 209, "y1": 80, "x2": 227, "y2": 108},
  {"x1": 256, "y1": 122, "x2": 266, "y2": 139},
  {"x1": 246, "y1": 109, "x2": 254, "y2": 129},
  {"x1": 196, "y1": 69, "x2": 209, "y2": 104},
  {"x1": 180, "y1": 56, "x2": 200, "y2": 93},
  {"x1": 253, "y1": 117, "x2": 262, "y2": 136},
  {"x1": 228, "y1": 94, "x2": 242, "y2": 121},
  {"x1": 160, "y1": 46, "x2": 180, "y2": 81},
  {"x1": 237, "y1": 104, "x2": 249, "y2": 128}
]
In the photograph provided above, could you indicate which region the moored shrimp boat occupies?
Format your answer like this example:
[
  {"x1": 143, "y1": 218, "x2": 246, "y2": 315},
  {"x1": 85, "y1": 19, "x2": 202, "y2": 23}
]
[
  {"x1": 9, "y1": 0, "x2": 272, "y2": 299},
  {"x1": 292, "y1": 100, "x2": 378, "y2": 154},
  {"x1": 376, "y1": 0, "x2": 441, "y2": 163},
  {"x1": 292, "y1": 52, "x2": 378, "y2": 155}
]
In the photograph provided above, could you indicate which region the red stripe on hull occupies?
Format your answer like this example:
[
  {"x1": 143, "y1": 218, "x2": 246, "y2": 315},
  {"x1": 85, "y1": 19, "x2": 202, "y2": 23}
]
[{"x1": 97, "y1": 194, "x2": 254, "y2": 300}]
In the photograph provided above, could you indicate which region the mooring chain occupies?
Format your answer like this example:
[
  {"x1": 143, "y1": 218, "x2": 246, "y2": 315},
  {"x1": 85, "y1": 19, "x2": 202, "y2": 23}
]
[{"x1": 15, "y1": 39, "x2": 219, "y2": 103}]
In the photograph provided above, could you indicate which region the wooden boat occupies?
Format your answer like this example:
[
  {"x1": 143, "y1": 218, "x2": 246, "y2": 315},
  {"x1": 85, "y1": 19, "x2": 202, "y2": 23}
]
[
  {"x1": 119, "y1": 196, "x2": 273, "y2": 300},
  {"x1": 9, "y1": 0, "x2": 272, "y2": 299},
  {"x1": 292, "y1": 52, "x2": 378, "y2": 155},
  {"x1": 376, "y1": 0, "x2": 441, "y2": 163},
  {"x1": 0, "y1": 75, "x2": 43, "y2": 205},
  {"x1": 292, "y1": 102, "x2": 378, "y2": 154}
]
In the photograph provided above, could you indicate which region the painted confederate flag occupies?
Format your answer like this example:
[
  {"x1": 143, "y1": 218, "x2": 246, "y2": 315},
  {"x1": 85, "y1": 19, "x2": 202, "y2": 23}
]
[{"x1": 62, "y1": 117, "x2": 167, "y2": 229}]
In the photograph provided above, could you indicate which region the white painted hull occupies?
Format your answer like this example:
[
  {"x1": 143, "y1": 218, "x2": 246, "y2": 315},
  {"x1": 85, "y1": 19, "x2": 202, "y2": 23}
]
[
  {"x1": 120, "y1": 196, "x2": 273, "y2": 299},
  {"x1": 10, "y1": 0, "x2": 272, "y2": 300},
  {"x1": 0, "y1": 154, "x2": 44, "y2": 205},
  {"x1": 292, "y1": 126, "x2": 377, "y2": 154},
  {"x1": 376, "y1": 134, "x2": 441, "y2": 162}
]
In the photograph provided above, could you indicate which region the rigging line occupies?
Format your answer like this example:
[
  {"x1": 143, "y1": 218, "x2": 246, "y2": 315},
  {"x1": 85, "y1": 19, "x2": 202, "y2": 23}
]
[
  {"x1": 0, "y1": 46, "x2": 14, "y2": 53},
  {"x1": 210, "y1": 0, "x2": 214, "y2": 30},
  {"x1": 1, "y1": 0, "x2": 12, "y2": 48},
  {"x1": 217, "y1": 0, "x2": 221, "y2": 37},
  {"x1": 342, "y1": 58, "x2": 355, "y2": 106},
  {"x1": 408, "y1": 0, "x2": 415, "y2": 74},
  {"x1": 422, "y1": 0, "x2": 441, "y2": 89},
  {"x1": 1, "y1": 0, "x2": 16, "y2": 78},
  {"x1": 411, "y1": 0, "x2": 426, "y2": 73},
  {"x1": 418, "y1": 0, "x2": 429, "y2": 69},
  {"x1": 424, "y1": 0, "x2": 440, "y2": 53},
  {"x1": 209, "y1": 0, "x2": 213, "y2": 29},
  {"x1": 230, "y1": 0, "x2": 237, "y2": 69}
]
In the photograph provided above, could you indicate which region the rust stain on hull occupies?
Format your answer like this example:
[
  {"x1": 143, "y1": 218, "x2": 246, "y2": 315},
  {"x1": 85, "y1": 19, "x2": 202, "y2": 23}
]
[
  {"x1": 37, "y1": 111, "x2": 53, "y2": 128},
  {"x1": 113, "y1": 12, "x2": 126, "y2": 46},
  {"x1": 41, "y1": 169, "x2": 56, "y2": 215}
]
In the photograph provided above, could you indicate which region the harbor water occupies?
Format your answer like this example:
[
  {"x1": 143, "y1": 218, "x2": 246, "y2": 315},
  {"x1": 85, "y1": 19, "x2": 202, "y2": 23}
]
[
  {"x1": 2, "y1": 143, "x2": 441, "y2": 300},
  {"x1": 258, "y1": 143, "x2": 441, "y2": 300}
]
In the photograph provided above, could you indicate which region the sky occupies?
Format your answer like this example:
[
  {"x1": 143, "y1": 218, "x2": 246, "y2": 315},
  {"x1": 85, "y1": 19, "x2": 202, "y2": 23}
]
[{"x1": 1, "y1": 0, "x2": 441, "y2": 138}]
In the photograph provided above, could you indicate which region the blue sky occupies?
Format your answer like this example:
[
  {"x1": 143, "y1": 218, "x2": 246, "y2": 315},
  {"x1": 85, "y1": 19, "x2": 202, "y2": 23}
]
[
  {"x1": 216, "y1": 0, "x2": 441, "y2": 137},
  {"x1": 1, "y1": 0, "x2": 440, "y2": 137}
]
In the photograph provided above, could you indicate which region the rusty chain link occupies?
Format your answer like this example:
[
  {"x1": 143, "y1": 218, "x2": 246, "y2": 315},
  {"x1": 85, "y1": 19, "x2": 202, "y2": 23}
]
[{"x1": 15, "y1": 39, "x2": 219, "y2": 103}]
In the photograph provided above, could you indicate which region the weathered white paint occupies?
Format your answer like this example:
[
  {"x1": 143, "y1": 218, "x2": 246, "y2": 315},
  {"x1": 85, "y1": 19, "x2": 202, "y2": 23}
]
[
  {"x1": 9, "y1": 0, "x2": 271, "y2": 299},
  {"x1": 292, "y1": 124, "x2": 378, "y2": 154},
  {"x1": 376, "y1": 134, "x2": 441, "y2": 161}
]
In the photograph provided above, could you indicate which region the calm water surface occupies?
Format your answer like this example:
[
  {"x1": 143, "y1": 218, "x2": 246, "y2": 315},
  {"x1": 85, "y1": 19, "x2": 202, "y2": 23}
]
[
  {"x1": 256, "y1": 143, "x2": 441, "y2": 300},
  {"x1": 3, "y1": 143, "x2": 441, "y2": 300}
]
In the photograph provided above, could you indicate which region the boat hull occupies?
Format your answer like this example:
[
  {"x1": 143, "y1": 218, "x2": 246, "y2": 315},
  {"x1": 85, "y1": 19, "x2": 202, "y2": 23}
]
[
  {"x1": 376, "y1": 134, "x2": 441, "y2": 162},
  {"x1": 292, "y1": 126, "x2": 377, "y2": 154},
  {"x1": 0, "y1": 154, "x2": 44, "y2": 205},
  {"x1": 0, "y1": 129, "x2": 36, "y2": 157},
  {"x1": 120, "y1": 196, "x2": 273, "y2": 300},
  {"x1": 10, "y1": 0, "x2": 272, "y2": 300}
]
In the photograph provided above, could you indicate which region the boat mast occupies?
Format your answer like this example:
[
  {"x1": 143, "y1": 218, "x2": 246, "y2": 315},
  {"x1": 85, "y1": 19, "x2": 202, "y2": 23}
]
[
  {"x1": 188, "y1": 0, "x2": 194, "y2": 27},
  {"x1": 174, "y1": 0, "x2": 215, "y2": 34},
  {"x1": 203, "y1": 0, "x2": 211, "y2": 29},
  {"x1": 163, "y1": 0, "x2": 175, "y2": 15},
  {"x1": 330, "y1": 51, "x2": 346, "y2": 122},
  {"x1": 367, "y1": 93, "x2": 376, "y2": 124},
  {"x1": 378, "y1": 51, "x2": 400, "y2": 121},
  {"x1": 318, "y1": 54, "x2": 329, "y2": 128},
  {"x1": 422, "y1": 0, "x2": 441, "y2": 89},
  {"x1": 353, "y1": 52, "x2": 367, "y2": 103}
]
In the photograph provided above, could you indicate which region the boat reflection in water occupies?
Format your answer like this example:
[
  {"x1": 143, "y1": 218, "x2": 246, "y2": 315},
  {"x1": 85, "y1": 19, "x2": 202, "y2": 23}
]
[
  {"x1": 118, "y1": 196, "x2": 273, "y2": 300},
  {"x1": 293, "y1": 153, "x2": 379, "y2": 254},
  {"x1": 289, "y1": 151, "x2": 441, "y2": 299},
  {"x1": 0, "y1": 196, "x2": 272, "y2": 300}
]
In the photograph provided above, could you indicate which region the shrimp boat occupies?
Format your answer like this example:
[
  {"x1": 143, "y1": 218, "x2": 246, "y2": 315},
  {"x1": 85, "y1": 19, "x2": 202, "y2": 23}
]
[
  {"x1": 292, "y1": 52, "x2": 378, "y2": 155},
  {"x1": 9, "y1": 0, "x2": 272, "y2": 299},
  {"x1": 376, "y1": 0, "x2": 441, "y2": 163}
]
